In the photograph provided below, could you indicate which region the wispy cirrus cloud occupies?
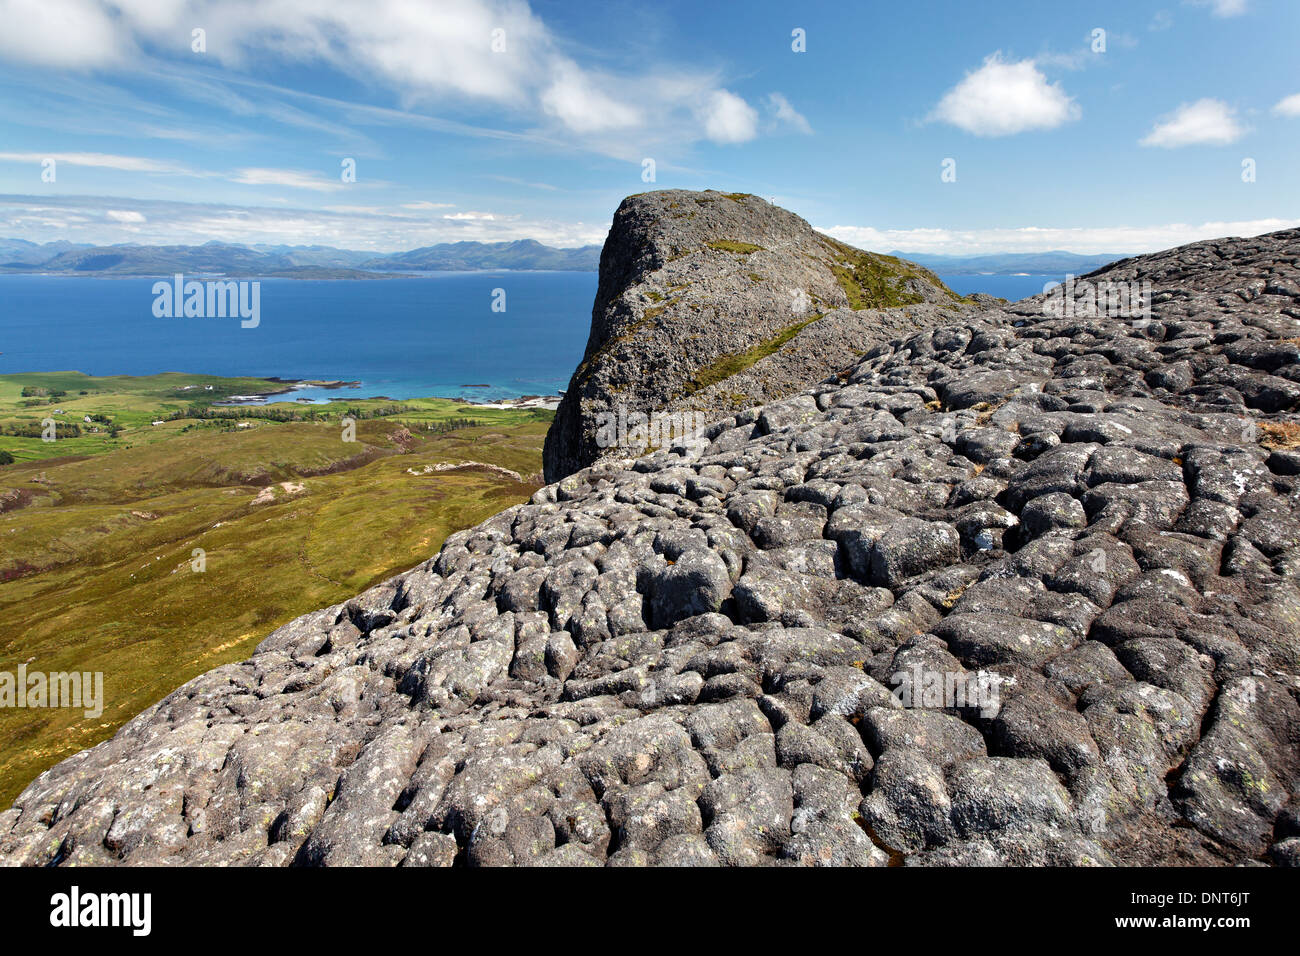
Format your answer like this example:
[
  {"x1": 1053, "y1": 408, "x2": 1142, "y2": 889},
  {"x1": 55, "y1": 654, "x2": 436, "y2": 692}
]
[
  {"x1": 928, "y1": 53, "x2": 1080, "y2": 136},
  {"x1": 484, "y1": 175, "x2": 559, "y2": 191},
  {"x1": 0, "y1": 151, "x2": 198, "y2": 174},
  {"x1": 0, "y1": 151, "x2": 387, "y2": 193},
  {"x1": 232, "y1": 167, "x2": 348, "y2": 192},
  {"x1": 765, "y1": 93, "x2": 812, "y2": 135}
]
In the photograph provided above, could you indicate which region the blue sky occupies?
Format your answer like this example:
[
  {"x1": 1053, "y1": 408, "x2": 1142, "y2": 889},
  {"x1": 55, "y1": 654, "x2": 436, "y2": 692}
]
[{"x1": 0, "y1": 0, "x2": 1297, "y2": 254}]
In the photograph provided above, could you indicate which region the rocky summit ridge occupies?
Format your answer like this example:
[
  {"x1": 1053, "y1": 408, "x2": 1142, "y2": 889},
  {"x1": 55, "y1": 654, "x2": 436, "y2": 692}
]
[
  {"x1": 2, "y1": 195, "x2": 1299, "y2": 868},
  {"x1": 543, "y1": 189, "x2": 969, "y2": 482}
]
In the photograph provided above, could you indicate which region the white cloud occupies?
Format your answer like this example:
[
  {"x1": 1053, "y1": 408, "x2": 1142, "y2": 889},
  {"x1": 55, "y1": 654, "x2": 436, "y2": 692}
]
[
  {"x1": 401, "y1": 200, "x2": 457, "y2": 210},
  {"x1": 820, "y1": 218, "x2": 1300, "y2": 256},
  {"x1": 1274, "y1": 93, "x2": 1300, "y2": 117},
  {"x1": 0, "y1": 0, "x2": 130, "y2": 67},
  {"x1": 929, "y1": 53, "x2": 1080, "y2": 136},
  {"x1": 485, "y1": 175, "x2": 558, "y2": 191},
  {"x1": 232, "y1": 168, "x2": 345, "y2": 191},
  {"x1": 1140, "y1": 98, "x2": 1245, "y2": 147},
  {"x1": 0, "y1": 0, "x2": 757, "y2": 152},
  {"x1": 0, "y1": 151, "x2": 195, "y2": 173},
  {"x1": 1187, "y1": 0, "x2": 1248, "y2": 17},
  {"x1": 765, "y1": 93, "x2": 812, "y2": 135},
  {"x1": 699, "y1": 89, "x2": 758, "y2": 144},
  {"x1": 0, "y1": 194, "x2": 608, "y2": 249},
  {"x1": 539, "y1": 63, "x2": 641, "y2": 134}
]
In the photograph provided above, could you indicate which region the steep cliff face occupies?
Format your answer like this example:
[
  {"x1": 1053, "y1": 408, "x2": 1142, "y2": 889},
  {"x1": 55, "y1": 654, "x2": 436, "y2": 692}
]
[
  {"x1": 542, "y1": 189, "x2": 966, "y2": 482},
  {"x1": 3, "y1": 213, "x2": 1300, "y2": 868}
]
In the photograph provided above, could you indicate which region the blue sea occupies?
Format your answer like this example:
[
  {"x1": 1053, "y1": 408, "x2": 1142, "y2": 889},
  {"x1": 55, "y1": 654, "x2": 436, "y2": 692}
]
[
  {"x1": 0, "y1": 272, "x2": 598, "y2": 402},
  {"x1": 0, "y1": 271, "x2": 1055, "y2": 400},
  {"x1": 939, "y1": 274, "x2": 1063, "y2": 301}
]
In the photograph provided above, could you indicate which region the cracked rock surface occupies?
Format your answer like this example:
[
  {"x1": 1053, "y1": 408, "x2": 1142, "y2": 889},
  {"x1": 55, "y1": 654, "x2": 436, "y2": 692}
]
[{"x1": 3, "y1": 226, "x2": 1299, "y2": 868}]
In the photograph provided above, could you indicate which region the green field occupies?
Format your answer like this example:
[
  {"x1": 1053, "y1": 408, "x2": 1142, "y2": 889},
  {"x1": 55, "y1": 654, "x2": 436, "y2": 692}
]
[{"x1": 0, "y1": 373, "x2": 552, "y2": 806}]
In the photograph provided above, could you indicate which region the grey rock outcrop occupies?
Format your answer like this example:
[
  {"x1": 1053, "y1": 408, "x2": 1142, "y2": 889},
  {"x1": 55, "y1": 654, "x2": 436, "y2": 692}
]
[
  {"x1": 2, "y1": 213, "x2": 1299, "y2": 868},
  {"x1": 542, "y1": 189, "x2": 966, "y2": 482}
]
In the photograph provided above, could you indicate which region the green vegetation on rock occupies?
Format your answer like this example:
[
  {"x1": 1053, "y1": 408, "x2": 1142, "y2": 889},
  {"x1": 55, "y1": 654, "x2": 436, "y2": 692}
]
[
  {"x1": 821, "y1": 237, "x2": 966, "y2": 309},
  {"x1": 684, "y1": 313, "x2": 825, "y2": 396},
  {"x1": 706, "y1": 240, "x2": 764, "y2": 255}
]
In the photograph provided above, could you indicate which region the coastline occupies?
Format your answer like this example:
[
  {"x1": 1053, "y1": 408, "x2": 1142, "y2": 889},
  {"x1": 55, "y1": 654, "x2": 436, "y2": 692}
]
[
  {"x1": 458, "y1": 394, "x2": 562, "y2": 411},
  {"x1": 218, "y1": 377, "x2": 561, "y2": 408},
  {"x1": 214, "y1": 377, "x2": 363, "y2": 404}
]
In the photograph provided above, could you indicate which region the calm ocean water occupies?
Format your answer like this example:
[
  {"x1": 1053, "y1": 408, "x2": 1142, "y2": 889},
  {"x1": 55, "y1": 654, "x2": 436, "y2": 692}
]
[
  {"x1": 0, "y1": 272, "x2": 598, "y2": 402},
  {"x1": 940, "y1": 274, "x2": 1062, "y2": 300},
  {"x1": 0, "y1": 271, "x2": 1054, "y2": 400}
]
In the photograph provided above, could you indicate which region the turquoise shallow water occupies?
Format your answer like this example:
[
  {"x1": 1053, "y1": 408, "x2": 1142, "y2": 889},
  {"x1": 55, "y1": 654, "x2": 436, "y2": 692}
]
[{"x1": 0, "y1": 271, "x2": 1056, "y2": 401}]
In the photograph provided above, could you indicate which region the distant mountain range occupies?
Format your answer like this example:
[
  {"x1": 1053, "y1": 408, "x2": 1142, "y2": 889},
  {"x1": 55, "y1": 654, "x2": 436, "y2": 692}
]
[
  {"x1": 0, "y1": 237, "x2": 1128, "y2": 279},
  {"x1": 0, "y1": 238, "x2": 603, "y2": 278},
  {"x1": 890, "y1": 250, "x2": 1131, "y2": 275},
  {"x1": 360, "y1": 239, "x2": 600, "y2": 272}
]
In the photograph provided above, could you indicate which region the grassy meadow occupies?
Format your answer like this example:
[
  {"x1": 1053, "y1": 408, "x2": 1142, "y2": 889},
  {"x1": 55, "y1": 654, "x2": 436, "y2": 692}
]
[{"x1": 0, "y1": 372, "x2": 552, "y2": 806}]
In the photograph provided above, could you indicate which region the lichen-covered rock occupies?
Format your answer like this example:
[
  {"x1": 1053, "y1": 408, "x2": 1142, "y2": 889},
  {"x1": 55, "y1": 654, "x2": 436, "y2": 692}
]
[{"x1": 543, "y1": 189, "x2": 965, "y2": 482}]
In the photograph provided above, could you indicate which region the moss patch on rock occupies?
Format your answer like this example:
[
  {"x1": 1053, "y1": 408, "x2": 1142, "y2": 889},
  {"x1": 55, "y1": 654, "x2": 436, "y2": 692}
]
[
  {"x1": 707, "y1": 239, "x2": 764, "y2": 255},
  {"x1": 683, "y1": 313, "x2": 825, "y2": 396},
  {"x1": 821, "y1": 237, "x2": 966, "y2": 309}
]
